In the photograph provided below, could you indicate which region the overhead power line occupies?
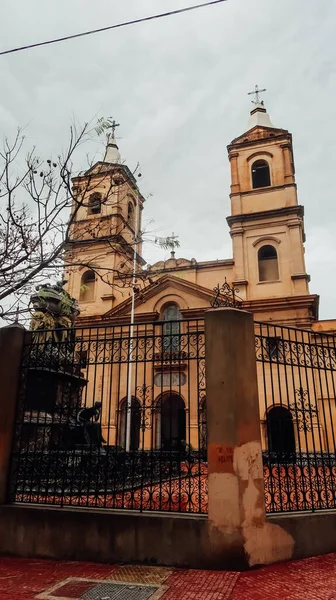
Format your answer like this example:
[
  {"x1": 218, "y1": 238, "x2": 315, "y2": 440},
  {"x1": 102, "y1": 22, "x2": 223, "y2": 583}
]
[{"x1": 0, "y1": 0, "x2": 228, "y2": 57}]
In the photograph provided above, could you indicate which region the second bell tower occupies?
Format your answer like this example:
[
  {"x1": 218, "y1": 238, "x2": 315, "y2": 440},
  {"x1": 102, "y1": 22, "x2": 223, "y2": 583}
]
[{"x1": 226, "y1": 91, "x2": 316, "y2": 324}]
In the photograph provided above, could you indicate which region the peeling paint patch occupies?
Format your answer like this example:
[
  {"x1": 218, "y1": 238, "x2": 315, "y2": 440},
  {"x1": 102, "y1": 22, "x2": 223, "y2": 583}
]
[
  {"x1": 233, "y1": 441, "x2": 295, "y2": 566},
  {"x1": 243, "y1": 522, "x2": 295, "y2": 567},
  {"x1": 208, "y1": 473, "x2": 240, "y2": 532},
  {"x1": 234, "y1": 441, "x2": 263, "y2": 481}
]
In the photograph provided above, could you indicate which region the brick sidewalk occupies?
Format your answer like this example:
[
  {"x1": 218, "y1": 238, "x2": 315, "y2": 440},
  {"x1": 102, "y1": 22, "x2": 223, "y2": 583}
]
[{"x1": 0, "y1": 555, "x2": 336, "y2": 600}]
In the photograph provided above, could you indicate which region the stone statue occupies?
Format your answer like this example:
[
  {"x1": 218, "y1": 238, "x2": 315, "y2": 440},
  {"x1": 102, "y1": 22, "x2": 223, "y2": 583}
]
[{"x1": 77, "y1": 401, "x2": 106, "y2": 447}]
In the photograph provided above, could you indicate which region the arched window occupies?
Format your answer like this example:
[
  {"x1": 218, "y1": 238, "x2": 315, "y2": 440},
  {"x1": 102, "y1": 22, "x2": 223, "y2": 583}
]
[
  {"x1": 251, "y1": 160, "x2": 271, "y2": 189},
  {"x1": 162, "y1": 304, "x2": 181, "y2": 352},
  {"x1": 267, "y1": 406, "x2": 295, "y2": 456},
  {"x1": 80, "y1": 270, "x2": 95, "y2": 302},
  {"x1": 118, "y1": 397, "x2": 141, "y2": 451},
  {"x1": 127, "y1": 202, "x2": 135, "y2": 228},
  {"x1": 88, "y1": 192, "x2": 102, "y2": 215},
  {"x1": 156, "y1": 393, "x2": 186, "y2": 451},
  {"x1": 258, "y1": 245, "x2": 279, "y2": 282}
]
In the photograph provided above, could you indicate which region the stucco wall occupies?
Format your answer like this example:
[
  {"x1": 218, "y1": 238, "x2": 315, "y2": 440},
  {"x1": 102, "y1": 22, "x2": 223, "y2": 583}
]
[{"x1": 1, "y1": 505, "x2": 336, "y2": 570}]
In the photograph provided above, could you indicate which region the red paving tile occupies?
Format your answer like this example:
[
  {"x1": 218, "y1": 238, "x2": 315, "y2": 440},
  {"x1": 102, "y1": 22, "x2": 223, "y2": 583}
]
[
  {"x1": 51, "y1": 580, "x2": 96, "y2": 597},
  {"x1": 231, "y1": 555, "x2": 336, "y2": 600},
  {"x1": 0, "y1": 554, "x2": 336, "y2": 599}
]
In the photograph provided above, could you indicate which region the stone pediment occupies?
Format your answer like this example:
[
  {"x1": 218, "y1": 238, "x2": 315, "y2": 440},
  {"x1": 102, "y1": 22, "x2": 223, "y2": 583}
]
[
  {"x1": 230, "y1": 125, "x2": 289, "y2": 147},
  {"x1": 102, "y1": 274, "x2": 215, "y2": 319}
]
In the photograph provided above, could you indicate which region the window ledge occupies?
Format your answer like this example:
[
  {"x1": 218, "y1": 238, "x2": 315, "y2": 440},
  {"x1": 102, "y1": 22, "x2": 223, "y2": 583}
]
[
  {"x1": 252, "y1": 185, "x2": 271, "y2": 191},
  {"x1": 291, "y1": 273, "x2": 310, "y2": 282},
  {"x1": 257, "y1": 279, "x2": 281, "y2": 285}
]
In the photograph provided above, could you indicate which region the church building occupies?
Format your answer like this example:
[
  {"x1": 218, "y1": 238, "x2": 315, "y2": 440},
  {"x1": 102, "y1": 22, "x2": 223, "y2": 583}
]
[
  {"x1": 63, "y1": 92, "x2": 335, "y2": 455},
  {"x1": 65, "y1": 95, "x2": 322, "y2": 330}
]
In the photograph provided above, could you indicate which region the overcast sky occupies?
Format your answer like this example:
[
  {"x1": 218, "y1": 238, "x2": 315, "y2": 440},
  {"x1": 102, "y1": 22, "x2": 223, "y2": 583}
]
[{"x1": 1, "y1": 0, "x2": 335, "y2": 319}]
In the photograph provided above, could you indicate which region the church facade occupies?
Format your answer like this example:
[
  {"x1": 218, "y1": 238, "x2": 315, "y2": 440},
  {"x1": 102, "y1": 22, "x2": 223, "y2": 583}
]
[{"x1": 63, "y1": 100, "x2": 336, "y2": 456}]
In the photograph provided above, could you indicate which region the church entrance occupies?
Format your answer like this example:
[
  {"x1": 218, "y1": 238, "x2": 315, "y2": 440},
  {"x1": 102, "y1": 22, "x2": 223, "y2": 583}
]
[{"x1": 158, "y1": 394, "x2": 186, "y2": 451}]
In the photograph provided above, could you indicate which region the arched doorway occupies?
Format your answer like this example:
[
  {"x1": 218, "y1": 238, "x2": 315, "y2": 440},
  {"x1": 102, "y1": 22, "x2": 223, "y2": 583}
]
[
  {"x1": 267, "y1": 406, "x2": 295, "y2": 455},
  {"x1": 118, "y1": 397, "x2": 141, "y2": 451},
  {"x1": 157, "y1": 394, "x2": 186, "y2": 451}
]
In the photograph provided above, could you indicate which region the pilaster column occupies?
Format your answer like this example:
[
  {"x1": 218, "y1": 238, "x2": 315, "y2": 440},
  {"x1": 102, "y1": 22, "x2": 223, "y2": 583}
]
[
  {"x1": 281, "y1": 143, "x2": 295, "y2": 184},
  {"x1": 229, "y1": 152, "x2": 240, "y2": 194}
]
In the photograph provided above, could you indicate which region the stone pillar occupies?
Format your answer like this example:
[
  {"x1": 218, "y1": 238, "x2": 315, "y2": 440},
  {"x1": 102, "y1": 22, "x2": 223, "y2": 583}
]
[
  {"x1": 205, "y1": 308, "x2": 294, "y2": 567},
  {"x1": 0, "y1": 324, "x2": 25, "y2": 504}
]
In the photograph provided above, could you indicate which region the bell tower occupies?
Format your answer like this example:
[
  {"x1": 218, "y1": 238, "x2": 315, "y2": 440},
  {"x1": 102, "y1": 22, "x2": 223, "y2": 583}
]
[
  {"x1": 64, "y1": 125, "x2": 145, "y2": 319},
  {"x1": 227, "y1": 87, "x2": 318, "y2": 325}
]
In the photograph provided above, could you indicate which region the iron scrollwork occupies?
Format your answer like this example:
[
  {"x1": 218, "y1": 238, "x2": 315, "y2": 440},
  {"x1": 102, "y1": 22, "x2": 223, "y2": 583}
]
[
  {"x1": 210, "y1": 278, "x2": 243, "y2": 309},
  {"x1": 289, "y1": 387, "x2": 318, "y2": 432},
  {"x1": 136, "y1": 384, "x2": 155, "y2": 431}
]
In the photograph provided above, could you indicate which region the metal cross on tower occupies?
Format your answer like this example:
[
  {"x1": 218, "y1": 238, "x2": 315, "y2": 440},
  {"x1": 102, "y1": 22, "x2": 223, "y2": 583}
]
[
  {"x1": 109, "y1": 119, "x2": 120, "y2": 138},
  {"x1": 248, "y1": 84, "x2": 267, "y2": 105}
]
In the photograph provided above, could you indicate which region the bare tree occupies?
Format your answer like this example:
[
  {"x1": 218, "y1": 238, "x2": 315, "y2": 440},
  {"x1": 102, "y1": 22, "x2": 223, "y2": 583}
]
[
  {"x1": 0, "y1": 120, "x2": 181, "y2": 324},
  {"x1": 0, "y1": 120, "x2": 140, "y2": 321}
]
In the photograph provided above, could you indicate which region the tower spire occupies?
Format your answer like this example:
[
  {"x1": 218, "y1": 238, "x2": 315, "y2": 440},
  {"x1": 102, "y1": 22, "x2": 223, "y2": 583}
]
[
  {"x1": 103, "y1": 119, "x2": 121, "y2": 163},
  {"x1": 247, "y1": 84, "x2": 274, "y2": 129}
]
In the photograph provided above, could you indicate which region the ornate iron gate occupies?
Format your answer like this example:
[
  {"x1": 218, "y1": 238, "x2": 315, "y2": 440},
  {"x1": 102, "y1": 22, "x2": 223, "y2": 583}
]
[{"x1": 9, "y1": 318, "x2": 207, "y2": 513}]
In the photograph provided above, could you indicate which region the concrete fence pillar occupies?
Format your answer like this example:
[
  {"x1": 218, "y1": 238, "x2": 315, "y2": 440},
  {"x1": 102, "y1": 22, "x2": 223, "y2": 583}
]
[
  {"x1": 0, "y1": 324, "x2": 25, "y2": 504},
  {"x1": 205, "y1": 308, "x2": 294, "y2": 567}
]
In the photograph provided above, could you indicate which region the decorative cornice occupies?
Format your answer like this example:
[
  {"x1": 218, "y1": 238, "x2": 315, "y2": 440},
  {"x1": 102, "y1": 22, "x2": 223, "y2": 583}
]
[
  {"x1": 65, "y1": 233, "x2": 146, "y2": 267},
  {"x1": 230, "y1": 182, "x2": 297, "y2": 199},
  {"x1": 101, "y1": 294, "x2": 115, "y2": 301},
  {"x1": 227, "y1": 205, "x2": 304, "y2": 227},
  {"x1": 228, "y1": 127, "x2": 291, "y2": 150},
  {"x1": 74, "y1": 293, "x2": 320, "y2": 327},
  {"x1": 72, "y1": 162, "x2": 145, "y2": 201},
  {"x1": 287, "y1": 219, "x2": 302, "y2": 228},
  {"x1": 242, "y1": 293, "x2": 319, "y2": 320},
  {"x1": 230, "y1": 228, "x2": 245, "y2": 237},
  {"x1": 232, "y1": 279, "x2": 248, "y2": 287},
  {"x1": 291, "y1": 273, "x2": 311, "y2": 282}
]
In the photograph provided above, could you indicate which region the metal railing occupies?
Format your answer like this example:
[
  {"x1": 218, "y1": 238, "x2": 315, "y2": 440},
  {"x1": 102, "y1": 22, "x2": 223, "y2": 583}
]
[
  {"x1": 9, "y1": 319, "x2": 207, "y2": 513},
  {"x1": 255, "y1": 321, "x2": 336, "y2": 513}
]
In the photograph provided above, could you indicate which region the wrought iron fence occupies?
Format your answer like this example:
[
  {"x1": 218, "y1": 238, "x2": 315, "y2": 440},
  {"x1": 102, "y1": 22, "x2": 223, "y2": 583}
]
[
  {"x1": 255, "y1": 321, "x2": 336, "y2": 513},
  {"x1": 9, "y1": 318, "x2": 207, "y2": 513}
]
